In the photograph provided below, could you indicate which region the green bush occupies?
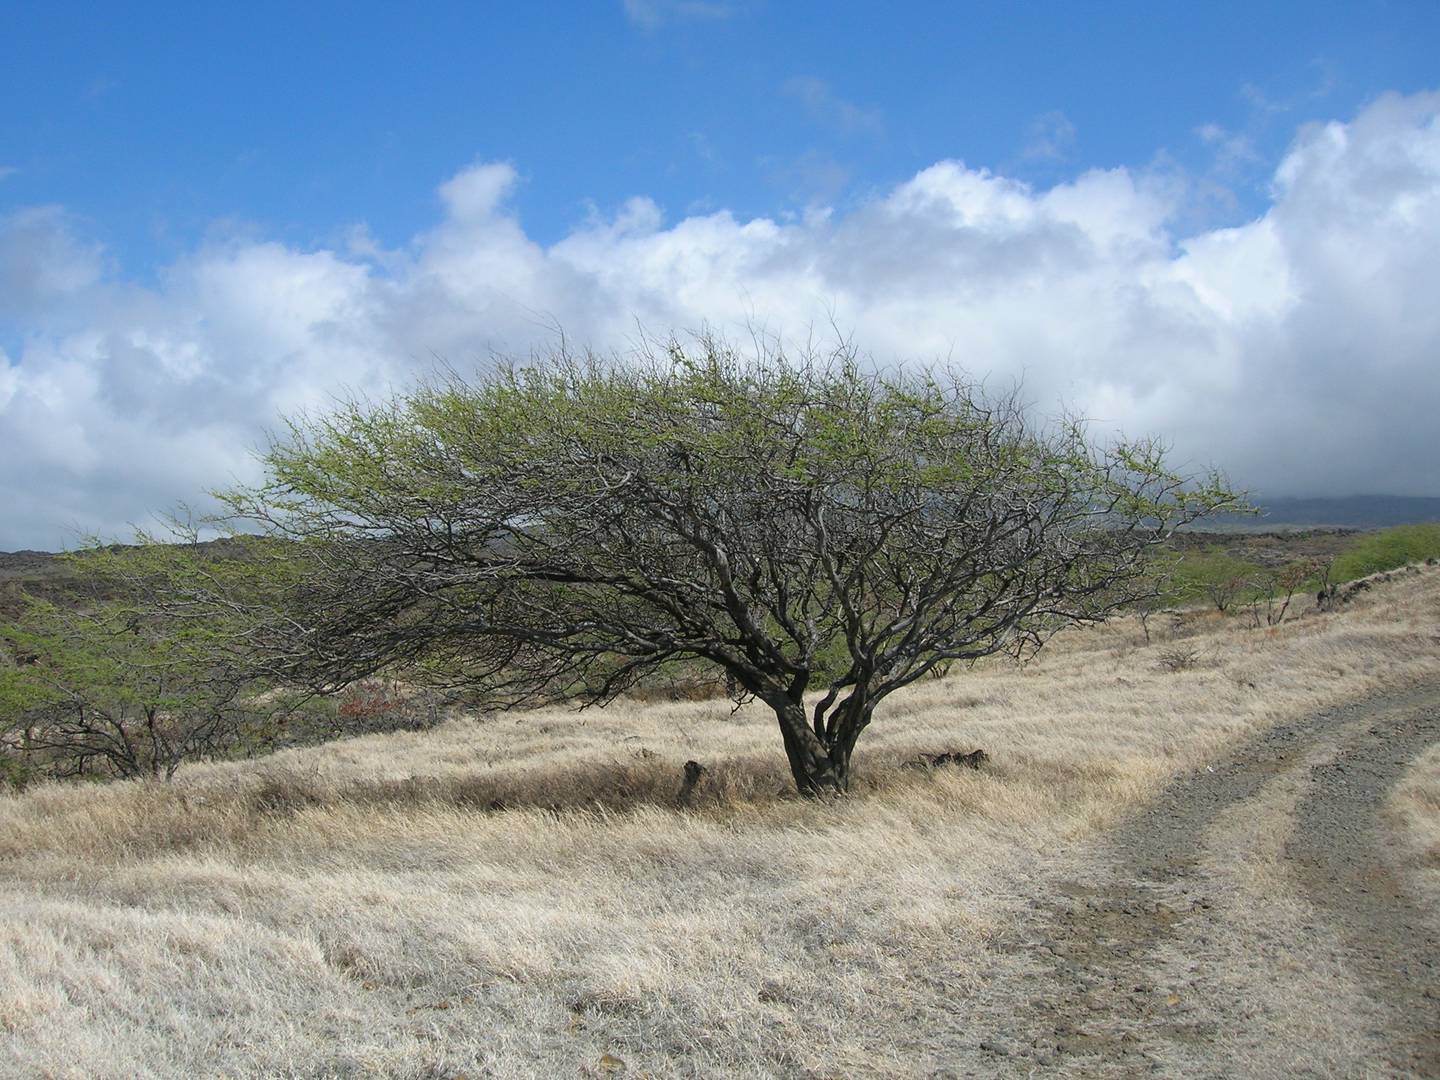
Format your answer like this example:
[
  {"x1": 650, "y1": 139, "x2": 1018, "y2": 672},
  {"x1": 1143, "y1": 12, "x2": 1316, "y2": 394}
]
[
  {"x1": 0, "y1": 540, "x2": 304, "y2": 783},
  {"x1": 1331, "y1": 523, "x2": 1440, "y2": 583},
  {"x1": 1170, "y1": 549, "x2": 1264, "y2": 611}
]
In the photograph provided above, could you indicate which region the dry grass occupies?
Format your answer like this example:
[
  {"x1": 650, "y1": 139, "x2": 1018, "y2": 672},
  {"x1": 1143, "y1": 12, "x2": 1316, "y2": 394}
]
[
  {"x1": 3, "y1": 567, "x2": 1439, "y2": 1078},
  {"x1": 1388, "y1": 743, "x2": 1440, "y2": 915},
  {"x1": 1138, "y1": 707, "x2": 1396, "y2": 1078}
]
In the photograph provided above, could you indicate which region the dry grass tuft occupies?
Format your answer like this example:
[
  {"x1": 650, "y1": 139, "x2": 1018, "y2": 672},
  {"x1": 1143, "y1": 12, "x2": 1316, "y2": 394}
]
[
  {"x1": 2, "y1": 566, "x2": 1439, "y2": 1078},
  {"x1": 1388, "y1": 743, "x2": 1440, "y2": 913}
]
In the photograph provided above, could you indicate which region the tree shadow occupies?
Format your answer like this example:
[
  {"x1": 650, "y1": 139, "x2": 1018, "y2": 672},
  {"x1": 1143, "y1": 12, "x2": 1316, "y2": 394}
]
[{"x1": 245, "y1": 742, "x2": 998, "y2": 819}]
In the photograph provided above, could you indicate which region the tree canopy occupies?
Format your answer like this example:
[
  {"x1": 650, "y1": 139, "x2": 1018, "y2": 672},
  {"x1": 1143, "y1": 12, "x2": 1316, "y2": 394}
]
[{"x1": 224, "y1": 337, "x2": 1239, "y2": 794}]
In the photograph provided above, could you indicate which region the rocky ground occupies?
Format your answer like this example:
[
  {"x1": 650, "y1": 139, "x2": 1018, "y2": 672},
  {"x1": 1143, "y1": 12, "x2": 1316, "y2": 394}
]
[{"x1": 961, "y1": 682, "x2": 1440, "y2": 1078}]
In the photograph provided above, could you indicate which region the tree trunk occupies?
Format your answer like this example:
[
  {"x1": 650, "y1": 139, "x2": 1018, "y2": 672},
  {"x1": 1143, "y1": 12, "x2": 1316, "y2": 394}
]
[
  {"x1": 823, "y1": 702, "x2": 872, "y2": 795},
  {"x1": 773, "y1": 700, "x2": 846, "y2": 796}
]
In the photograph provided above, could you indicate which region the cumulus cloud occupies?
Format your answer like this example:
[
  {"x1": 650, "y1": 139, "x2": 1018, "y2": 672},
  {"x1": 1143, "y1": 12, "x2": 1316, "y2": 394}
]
[{"x1": 2, "y1": 91, "x2": 1439, "y2": 549}]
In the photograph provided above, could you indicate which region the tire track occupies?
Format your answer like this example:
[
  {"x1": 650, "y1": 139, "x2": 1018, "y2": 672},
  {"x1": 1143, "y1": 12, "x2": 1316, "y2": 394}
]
[
  {"x1": 960, "y1": 682, "x2": 1440, "y2": 1077},
  {"x1": 1289, "y1": 701, "x2": 1440, "y2": 1075}
]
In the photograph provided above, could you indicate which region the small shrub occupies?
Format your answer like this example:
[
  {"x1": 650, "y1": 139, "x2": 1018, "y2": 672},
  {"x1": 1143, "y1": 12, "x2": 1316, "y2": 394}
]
[
  {"x1": 325, "y1": 679, "x2": 446, "y2": 736},
  {"x1": 1157, "y1": 647, "x2": 1201, "y2": 672}
]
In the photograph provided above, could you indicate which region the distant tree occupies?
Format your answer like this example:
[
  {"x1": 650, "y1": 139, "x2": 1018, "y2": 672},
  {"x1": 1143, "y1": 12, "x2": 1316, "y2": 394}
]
[
  {"x1": 1177, "y1": 549, "x2": 1256, "y2": 613},
  {"x1": 224, "y1": 336, "x2": 1239, "y2": 795},
  {"x1": 1131, "y1": 548, "x2": 1186, "y2": 644},
  {"x1": 1202, "y1": 574, "x2": 1247, "y2": 614},
  {"x1": 0, "y1": 539, "x2": 293, "y2": 782},
  {"x1": 1245, "y1": 559, "x2": 1320, "y2": 628}
]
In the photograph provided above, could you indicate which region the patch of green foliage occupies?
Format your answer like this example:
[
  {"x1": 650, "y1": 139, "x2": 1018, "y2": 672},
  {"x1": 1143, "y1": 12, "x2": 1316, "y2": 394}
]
[
  {"x1": 0, "y1": 536, "x2": 459, "y2": 787},
  {"x1": 1152, "y1": 524, "x2": 1440, "y2": 622},
  {"x1": 1330, "y1": 523, "x2": 1440, "y2": 583},
  {"x1": 0, "y1": 539, "x2": 301, "y2": 784},
  {"x1": 1167, "y1": 548, "x2": 1265, "y2": 611}
]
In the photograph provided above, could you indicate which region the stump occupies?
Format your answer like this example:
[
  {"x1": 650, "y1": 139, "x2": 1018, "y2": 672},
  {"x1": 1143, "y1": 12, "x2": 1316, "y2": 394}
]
[{"x1": 678, "y1": 760, "x2": 707, "y2": 806}]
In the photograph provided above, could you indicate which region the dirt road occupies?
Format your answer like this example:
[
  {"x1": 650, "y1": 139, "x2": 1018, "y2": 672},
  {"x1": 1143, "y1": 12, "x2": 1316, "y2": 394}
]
[{"x1": 963, "y1": 682, "x2": 1440, "y2": 1078}]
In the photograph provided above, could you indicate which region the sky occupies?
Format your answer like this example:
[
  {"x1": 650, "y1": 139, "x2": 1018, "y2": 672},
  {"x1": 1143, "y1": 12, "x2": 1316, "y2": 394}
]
[{"x1": 2, "y1": 1, "x2": 1439, "y2": 550}]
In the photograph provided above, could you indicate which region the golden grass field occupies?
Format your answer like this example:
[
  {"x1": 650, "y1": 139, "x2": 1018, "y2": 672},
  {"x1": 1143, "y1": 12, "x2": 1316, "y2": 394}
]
[{"x1": 2, "y1": 565, "x2": 1438, "y2": 1078}]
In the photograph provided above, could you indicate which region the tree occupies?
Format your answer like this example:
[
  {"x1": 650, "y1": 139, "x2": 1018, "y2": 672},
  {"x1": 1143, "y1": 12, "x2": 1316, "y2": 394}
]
[
  {"x1": 0, "y1": 539, "x2": 293, "y2": 782},
  {"x1": 1245, "y1": 559, "x2": 1320, "y2": 628},
  {"x1": 1177, "y1": 549, "x2": 1255, "y2": 613},
  {"x1": 224, "y1": 337, "x2": 1239, "y2": 795},
  {"x1": 1130, "y1": 548, "x2": 1186, "y2": 645}
]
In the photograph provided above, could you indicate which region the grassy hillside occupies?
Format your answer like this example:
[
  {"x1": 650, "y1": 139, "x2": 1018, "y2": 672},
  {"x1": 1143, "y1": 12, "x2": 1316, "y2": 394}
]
[
  {"x1": 1330, "y1": 523, "x2": 1440, "y2": 581},
  {"x1": 2, "y1": 562, "x2": 1438, "y2": 1078},
  {"x1": 1164, "y1": 524, "x2": 1440, "y2": 616}
]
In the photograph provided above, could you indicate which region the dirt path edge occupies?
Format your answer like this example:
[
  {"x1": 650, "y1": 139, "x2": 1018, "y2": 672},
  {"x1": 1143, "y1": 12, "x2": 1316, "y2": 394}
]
[{"x1": 958, "y1": 681, "x2": 1440, "y2": 1078}]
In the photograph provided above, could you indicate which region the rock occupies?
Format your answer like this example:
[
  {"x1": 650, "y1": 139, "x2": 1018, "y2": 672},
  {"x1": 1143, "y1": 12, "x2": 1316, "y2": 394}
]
[{"x1": 909, "y1": 748, "x2": 990, "y2": 770}]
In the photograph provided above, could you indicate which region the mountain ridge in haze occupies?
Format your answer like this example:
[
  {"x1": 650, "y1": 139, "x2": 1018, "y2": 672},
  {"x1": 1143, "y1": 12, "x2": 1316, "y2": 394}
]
[{"x1": 1212, "y1": 495, "x2": 1440, "y2": 529}]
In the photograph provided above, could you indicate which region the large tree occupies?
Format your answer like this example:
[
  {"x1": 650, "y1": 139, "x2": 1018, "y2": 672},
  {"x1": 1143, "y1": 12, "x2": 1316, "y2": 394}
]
[{"x1": 225, "y1": 337, "x2": 1238, "y2": 795}]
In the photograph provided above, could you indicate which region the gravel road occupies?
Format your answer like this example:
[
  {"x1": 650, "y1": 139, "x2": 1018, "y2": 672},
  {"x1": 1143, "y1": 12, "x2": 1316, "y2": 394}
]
[{"x1": 959, "y1": 682, "x2": 1440, "y2": 1078}]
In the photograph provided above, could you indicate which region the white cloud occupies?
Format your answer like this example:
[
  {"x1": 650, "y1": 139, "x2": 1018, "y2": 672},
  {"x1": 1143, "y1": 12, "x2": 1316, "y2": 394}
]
[
  {"x1": 687, "y1": 131, "x2": 718, "y2": 164},
  {"x1": 82, "y1": 74, "x2": 120, "y2": 101},
  {"x1": 765, "y1": 148, "x2": 853, "y2": 205},
  {"x1": 437, "y1": 162, "x2": 519, "y2": 222},
  {"x1": 0, "y1": 207, "x2": 105, "y2": 319},
  {"x1": 3, "y1": 92, "x2": 1440, "y2": 548}
]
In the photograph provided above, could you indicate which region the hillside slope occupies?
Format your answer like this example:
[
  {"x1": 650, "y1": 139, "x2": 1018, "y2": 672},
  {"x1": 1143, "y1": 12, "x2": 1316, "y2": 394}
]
[{"x1": 1, "y1": 566, "x2": 1438, "y2": 1077}]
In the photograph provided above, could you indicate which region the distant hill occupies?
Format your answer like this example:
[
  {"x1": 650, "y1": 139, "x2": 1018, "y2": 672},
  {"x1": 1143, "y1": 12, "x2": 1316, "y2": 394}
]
[
  {"x1": 4, "y1": 497, "x2": 1436, "y2": 575},
  {"x1": 1210, "y1": 496, "x2": 1440, "y2": 530},
  {"x1": 0, "y1": 539, "x2": 269, "y2": 618},
  {"x1": 0, "y1": 549, "x2": 63, "y2": 577},
  {"x1": 0, "y1": 549, "x2": 70, "y2": 617}
]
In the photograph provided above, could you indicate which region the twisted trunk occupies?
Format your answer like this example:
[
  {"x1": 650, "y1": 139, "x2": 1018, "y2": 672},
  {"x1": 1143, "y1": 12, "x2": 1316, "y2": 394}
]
[{"x1": 772, "y1": 697, "x2": 874, "y2": 797}]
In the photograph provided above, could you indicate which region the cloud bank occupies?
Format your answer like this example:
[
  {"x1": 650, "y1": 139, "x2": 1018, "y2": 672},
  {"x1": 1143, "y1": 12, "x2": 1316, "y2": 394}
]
[{"x1": 2, "y1": 92, "x2": 1439, "y2": 549}]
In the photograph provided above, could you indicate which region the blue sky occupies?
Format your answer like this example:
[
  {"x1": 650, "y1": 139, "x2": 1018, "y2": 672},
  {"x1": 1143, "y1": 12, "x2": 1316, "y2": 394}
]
[
  {"x1": 2, "y1": 2, "x2": 1439, "y2": 548},
  {"x1": 7, "y1": 1, "x2": 1434, "y2": 262}
]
